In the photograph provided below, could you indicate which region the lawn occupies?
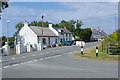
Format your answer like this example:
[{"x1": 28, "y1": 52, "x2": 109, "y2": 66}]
[{"x1": 74, "y1": 44, "x2": 119, "y2": 61}]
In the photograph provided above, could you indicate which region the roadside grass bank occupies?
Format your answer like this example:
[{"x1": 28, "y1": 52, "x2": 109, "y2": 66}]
[{"x1": 74, "y1": 44, "x2": 119, "y2": 61}]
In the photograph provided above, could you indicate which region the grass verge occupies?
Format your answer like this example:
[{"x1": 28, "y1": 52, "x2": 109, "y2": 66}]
[{"x1": 74, "y1": 44, "x2": 118, "y2": 61}]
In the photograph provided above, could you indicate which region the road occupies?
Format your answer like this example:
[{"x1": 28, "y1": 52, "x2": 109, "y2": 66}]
[{"x1": 0, "y1": 42, "x2": 118, "y2": 78}]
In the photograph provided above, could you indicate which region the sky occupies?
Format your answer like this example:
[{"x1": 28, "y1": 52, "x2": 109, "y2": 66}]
[{"x1": 1, "y1": 1, "x2": 118, "y2": 37}]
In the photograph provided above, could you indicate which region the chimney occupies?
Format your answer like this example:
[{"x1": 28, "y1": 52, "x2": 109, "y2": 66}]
[
  {"x1": 93, "y1": 29, "x2": 96, "y2": 31},
  {"x1": 64, "y1": 26, "x2": 66, "y2": 29},
  {"x1": 98, "y1": 29, "x2": 100, "y2": 32},
  {"x1": 24, "y1": 20, "x2": 28, "y2": 26},
  {"x1": 101, "y1": 30, "x2": 104, "y2": 32},
  {"x1": 49, "y1": 23, "x2": 52, "y2": 29}
]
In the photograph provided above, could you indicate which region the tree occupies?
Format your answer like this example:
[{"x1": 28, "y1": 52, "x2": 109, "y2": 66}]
[
  {"x1": 1, "y1": 36, "x2": 6, "y2": 42},
  {"x1": 13, "y1": 22, "x2": 24, "y2": 37},
  {"x1": 117, "y1": 29, "x2": 120, "y2": 47},
  {"x1": 0, "y1": 1, "x2": 9, "y2": 19}
]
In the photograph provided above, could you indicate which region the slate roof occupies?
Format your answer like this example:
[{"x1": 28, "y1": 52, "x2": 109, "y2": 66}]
[
  {"x1": 29, "y1": 26, "x2": 57, "y2": 37},
  {"x1": 92, "y1": 30, "x2": 107, "y2": 37},
  {"x1": 53, "y1": 27, "x2": 71, "y2": 34}
]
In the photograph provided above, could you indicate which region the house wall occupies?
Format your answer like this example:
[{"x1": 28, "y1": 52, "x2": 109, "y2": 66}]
[
  {"x1": 38, "y1": 37, "x2": 58, "y2": 47},
  {"x1": 16, "y1": 26, "x2": 37, "y2": 47}
]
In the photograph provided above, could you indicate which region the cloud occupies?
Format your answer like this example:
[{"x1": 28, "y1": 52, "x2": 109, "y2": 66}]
[{"x1": 2, "y1": 2, "x2": 118, "y2": 35}]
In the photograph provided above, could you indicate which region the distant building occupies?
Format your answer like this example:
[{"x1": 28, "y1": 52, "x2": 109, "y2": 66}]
[
  {"x1": 91, "y1": 29, "x2": 107, "y2": 39},
  {"x1": 15, "y1": 21, "x2": 73, "y2": 47}
]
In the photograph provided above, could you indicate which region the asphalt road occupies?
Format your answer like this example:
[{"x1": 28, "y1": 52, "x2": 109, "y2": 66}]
[{"x1": 0, "y1": 42, "x2": 118, "y2": 78}]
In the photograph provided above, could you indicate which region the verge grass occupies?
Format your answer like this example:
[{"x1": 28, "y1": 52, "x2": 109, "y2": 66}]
[{"x1": 74, "y1": 44, "x2": 118, "y2": 61}]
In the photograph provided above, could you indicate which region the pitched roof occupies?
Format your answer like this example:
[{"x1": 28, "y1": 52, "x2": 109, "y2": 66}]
[
  {"x1": 29, "y1": 26, "x2": 57, "y2": 37},
  {"x1": 92, "y1": 30, "x2": 107, "y2": 37},
  {"x1": 53, "y1": 27, "x2": 71, "y2": 34}
]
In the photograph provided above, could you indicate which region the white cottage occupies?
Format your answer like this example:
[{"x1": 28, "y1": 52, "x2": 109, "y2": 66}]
[{"x1": 15, "y1": 21, "x2": 58, "y2": 48}]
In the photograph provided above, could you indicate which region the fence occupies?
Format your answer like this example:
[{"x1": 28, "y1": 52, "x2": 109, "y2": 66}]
[{"x1": 102, "y1": 42, "x2": 120, "y2": 55}]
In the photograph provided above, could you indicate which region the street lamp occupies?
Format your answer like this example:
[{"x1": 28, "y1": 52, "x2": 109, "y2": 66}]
[{"x1": 7, "y1": 20, "x2": 10, "y2": 45}]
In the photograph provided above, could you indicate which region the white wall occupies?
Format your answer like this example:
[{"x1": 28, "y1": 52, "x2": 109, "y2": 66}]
[
  {"x1": 16, "y1": 26, "x2": 37, "y2": 47},
  {"x1": 38, "y1": 37, "x2": 58, "y2": 47}
]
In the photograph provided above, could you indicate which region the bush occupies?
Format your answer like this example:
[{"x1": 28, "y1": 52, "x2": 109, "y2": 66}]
[
  {"x1": 75, "y1": 38, "x2": 82, "y2": 41},
  {"x1": 62, "y1": 43, "x2": 64, "y2": 46},
  {"x1": 52, "y1": 44, "x2": 56, "y2": 47},
  {"x1": 58, "y1": 43, "x2": 61, "y2": 46}
]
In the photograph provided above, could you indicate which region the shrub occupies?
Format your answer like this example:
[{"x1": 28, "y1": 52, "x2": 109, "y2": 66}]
[
  {"x1": 58, "y1": 43, "x2": 61, "y2": 46},
  {"x1": 62, "y1": 43, "x2": 64, "y2": 46},
  {"x1": 52, "y1": 44, "x2": 56, "y2": 47}
]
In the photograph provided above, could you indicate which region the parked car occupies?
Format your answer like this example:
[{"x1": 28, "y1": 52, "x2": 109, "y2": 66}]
[
  {"x1": 62, "y1": 41, "x2": 72, "y2": 46},
  {"x1": 90, "y1": 38, "x2": 98, "y2": 42}
]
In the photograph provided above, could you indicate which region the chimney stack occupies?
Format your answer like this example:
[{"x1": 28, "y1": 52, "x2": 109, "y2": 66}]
[
  {"x1": 49, "y1": 23, "x2": 52, "y2": 29},
  {"x1": 24, "y1": 20, "x2": 28, "y2": 26},
  {"x1": 64, "y1": 26, "x2": 67, "y2": 29}
]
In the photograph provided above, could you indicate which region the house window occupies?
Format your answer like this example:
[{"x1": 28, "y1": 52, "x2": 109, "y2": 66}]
[
  {"x1": 43, "y1": 38, "x2": 46, "y2": 44},
  {"x1": 61, "y1": 39, "x2": 63, "y2": 43},
  {"x1": 66, "y1": 34, "x2": 68, "y2": 37},
  {"x1": 69, "y1": 34, "x2": 71, "y2": 37},
  {"x1": 61, "y1": 30, "x2": 64, "y2": 35}
]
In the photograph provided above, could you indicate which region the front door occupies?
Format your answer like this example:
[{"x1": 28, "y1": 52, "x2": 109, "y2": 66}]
[{"x1": 48, "y1": 37, "x2": 50, "y2": 45}]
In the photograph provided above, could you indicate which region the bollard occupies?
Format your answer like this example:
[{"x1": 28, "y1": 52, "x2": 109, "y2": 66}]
[
  {"x1": 37, "y1": 42, "x2": 43, "y2": 50},
  {"x1": 2, "y1": 42, "x2": 10, "y2": 56},
  {"x1": 81, "y1": 46, "x2": 83, "y2": 55},
  {"x1": 16, "y1": 42, "x2": 22, "y2": 54},
  {"x1": 96, "y1": 46, "x2": 98, "y2": 57},
  {"x1": 27, "y1": 42, "x2": 32, "y2": 52}
]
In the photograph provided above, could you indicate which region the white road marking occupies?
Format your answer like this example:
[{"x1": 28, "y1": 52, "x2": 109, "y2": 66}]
[
  {"x1": 0, "y1": 68, "x2": 2, "y2": 69},
  {"x1": 12, "y1": 64, "x2": 19, "y2": 67},
  {"x1": 12, "y1": 58, "x2": 15, "y2": 60},
  {"x1": 33, "y1": 60, "x2": 37, "y2": 62},
  {"x1": 0, "y1": 60, "x2": 2, "y2": 62},
  {"x1": 69, "y1": 52, "x2": 72, "y2": 53},
  {"x1": 22, "y1": 56, "x2": 26, "y2": 58},
  {"x1": 20, "y1": 62, "x2": 24, "y2": 65},
  {"x1": 44, "y1": 57, "x2": 48, "y2": 59},
  {"x1": 47, "y1": 57, "x2": 51, "y2": 59},
  {"x1": 74, "y1": 51, "x2": 77, "y2": 52},
  {"x1": 3, "y1": 66, "x2": 10, "y2": 68},
  {"x1": 47, "y1": 52, "x2": 50, "y2": 53},
  {"x1": 40, "y1": 58, "x2": 44, "y2": 60},
  {"x1": 27, "y1": 61, "x2": 32, "y2": 63}
]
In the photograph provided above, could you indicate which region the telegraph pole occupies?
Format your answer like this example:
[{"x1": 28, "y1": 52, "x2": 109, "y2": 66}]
[
  {"x1": 115, "y1": 13, "x2": 116, "y2": 32},
  {"x1": 42, "y1": 15, "x2": 44, "y2": 36}
]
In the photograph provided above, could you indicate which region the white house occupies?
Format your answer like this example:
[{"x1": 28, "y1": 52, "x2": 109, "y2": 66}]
[
  {"x1": 49, "y1": 23, "x2": 73, "y2": 43},
  {"x1": 15, "y1": 21, "x2": 58, "y2": 48},
  {"x1": 15, "y1": 21, "x2": 73, "y2": 48}
]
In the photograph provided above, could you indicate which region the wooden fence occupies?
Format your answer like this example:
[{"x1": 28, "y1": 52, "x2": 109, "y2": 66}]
[{"x1": 102, "y1": 42, "x2": 120, "y2": 55}]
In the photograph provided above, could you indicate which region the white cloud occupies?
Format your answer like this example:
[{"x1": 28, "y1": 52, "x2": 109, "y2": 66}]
[{"x1": 2, "y1": 2, "x2": 118, "y2": 34}]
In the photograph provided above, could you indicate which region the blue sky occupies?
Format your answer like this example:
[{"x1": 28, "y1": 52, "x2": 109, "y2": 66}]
[{"x1": 1, "y1": 2, "x2": 118, "y2": 37}]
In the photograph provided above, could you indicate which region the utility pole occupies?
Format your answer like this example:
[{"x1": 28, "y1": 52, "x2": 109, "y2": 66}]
[
  {"x1": 115, "y1": 13, "x2": 116, "y2": 32},
  {"x1": 42, "y1": 15, "x2": 44, "y2": 36},
  {"x1": 7, "y1": 20, "x2": 10, "y2": 45}
]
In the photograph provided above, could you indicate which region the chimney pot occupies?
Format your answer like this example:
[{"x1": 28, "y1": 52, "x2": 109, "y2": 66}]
[{"x1": 64, "y1": 26, "x2": 66, "y2": 29}]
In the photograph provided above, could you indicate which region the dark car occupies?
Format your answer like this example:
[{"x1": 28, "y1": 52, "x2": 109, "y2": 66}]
[
  {"x1": 90, "y1": 38, "x2": 98, "y2": 42},
  {"x1": 62, "y1": 41, "x2": 72, "y2": 46}
]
